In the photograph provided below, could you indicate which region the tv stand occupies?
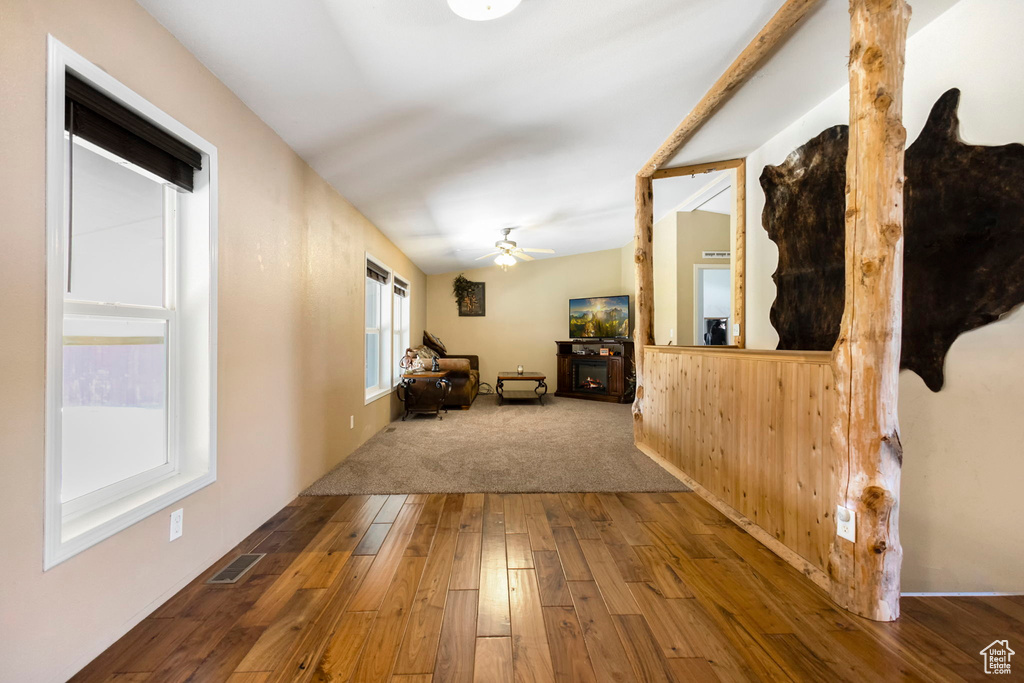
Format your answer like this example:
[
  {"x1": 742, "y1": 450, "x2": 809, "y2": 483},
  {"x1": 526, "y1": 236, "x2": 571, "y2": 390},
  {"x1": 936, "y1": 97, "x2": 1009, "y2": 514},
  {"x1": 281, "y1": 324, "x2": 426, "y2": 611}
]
[{"x1": 554, "y1": 339, "x2": 634, "y2": 403}]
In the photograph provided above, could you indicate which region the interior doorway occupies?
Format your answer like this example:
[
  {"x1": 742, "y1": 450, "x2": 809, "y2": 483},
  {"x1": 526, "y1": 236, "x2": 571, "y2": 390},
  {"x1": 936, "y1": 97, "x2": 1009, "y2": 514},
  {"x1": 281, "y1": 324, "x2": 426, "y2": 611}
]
[{"x1": 695, "y1": 264, "x2": 731, "y2": 345}]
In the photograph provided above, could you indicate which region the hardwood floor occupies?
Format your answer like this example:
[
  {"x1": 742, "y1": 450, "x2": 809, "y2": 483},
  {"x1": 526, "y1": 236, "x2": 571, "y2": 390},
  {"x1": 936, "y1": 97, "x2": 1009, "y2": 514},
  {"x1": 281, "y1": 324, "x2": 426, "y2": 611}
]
[{"x1": 71, "y1": 492, "x2": 1022, "y2": 682}]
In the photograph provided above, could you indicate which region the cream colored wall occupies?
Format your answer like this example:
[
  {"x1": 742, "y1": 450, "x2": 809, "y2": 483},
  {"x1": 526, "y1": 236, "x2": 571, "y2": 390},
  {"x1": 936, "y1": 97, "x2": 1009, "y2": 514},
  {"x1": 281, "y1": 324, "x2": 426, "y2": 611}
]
[
  {"x1": 620, "y1": 240, "x2": 636, "y2": 308},
  {"x1": 650, "y1": 210, "x2": 730, "y2": 345},
  {"x1": 676, "y1": 211, "x2": 731, "y2": 346},
  {"x1": 0, "y1": 1, "x2": 424, "y2": 680},
  {"x1": 619, "y1": 240, "x2": 637, "y2": 333},
  {"x1": 743, "y1": 0, "x2": 1024, "y2": 592},
  {"x1": 653, "y1": 212, "x2": 678, "y2": 345},
  {"x1": 425, "y1": 249, "x2": 629, "y2": 387}
]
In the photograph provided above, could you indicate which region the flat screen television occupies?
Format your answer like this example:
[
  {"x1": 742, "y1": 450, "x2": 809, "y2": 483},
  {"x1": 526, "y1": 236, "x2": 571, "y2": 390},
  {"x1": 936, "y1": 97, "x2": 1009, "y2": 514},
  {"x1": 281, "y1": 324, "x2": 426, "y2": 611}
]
[{"x1": 569, "y1": 295, "x2": 630, "y2": 339}]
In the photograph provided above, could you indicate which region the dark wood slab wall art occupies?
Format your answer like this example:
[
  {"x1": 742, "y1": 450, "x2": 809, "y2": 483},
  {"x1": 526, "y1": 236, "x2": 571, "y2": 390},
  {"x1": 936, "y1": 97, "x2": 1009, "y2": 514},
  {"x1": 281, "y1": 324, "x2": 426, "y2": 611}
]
[{"x1": 761, "y1": 89, "x2": 1024, "y2": 391}]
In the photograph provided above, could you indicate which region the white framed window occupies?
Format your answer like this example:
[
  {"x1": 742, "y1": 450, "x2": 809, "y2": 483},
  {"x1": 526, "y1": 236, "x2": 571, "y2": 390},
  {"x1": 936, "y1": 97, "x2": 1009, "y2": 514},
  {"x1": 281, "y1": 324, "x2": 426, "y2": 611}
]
[
  {"x1": 365, "y1": 254, "x2": 392, "y2": 403},
  {"x1": 44, "y1": 37, "x2": 218, "y2": 569},
  {"x1": 392, "y1": 275, "x2": 411, "y2": 387}
]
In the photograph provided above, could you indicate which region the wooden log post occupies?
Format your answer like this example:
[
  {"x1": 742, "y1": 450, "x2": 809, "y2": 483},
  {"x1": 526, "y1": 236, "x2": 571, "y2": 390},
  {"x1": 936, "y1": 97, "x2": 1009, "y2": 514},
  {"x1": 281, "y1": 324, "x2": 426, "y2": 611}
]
[
  {"x1": 828, "y1": 0, "x2": 910, "y2": 622},
  {"x1": 632, "y1": 174, "x2": 654, "y2": 442},
  {"x1": 733, "y1": 160, "x2": 747, "y2": 349}
]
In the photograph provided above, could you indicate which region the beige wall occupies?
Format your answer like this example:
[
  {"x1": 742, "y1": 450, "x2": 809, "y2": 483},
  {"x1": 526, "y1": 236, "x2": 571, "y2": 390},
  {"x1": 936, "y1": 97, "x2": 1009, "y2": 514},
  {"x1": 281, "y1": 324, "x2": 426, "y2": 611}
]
[
  {"x1": 425, "y1": 249, "x2": 629, "y2": 387},
  {"x1": 651, "y1": 210, "x2": 731, "y2": 345},
  {"x1": 619, "y1": 239, "x2": 637, "y2": 334},
  {"x1": 653, "y1": 212, "x2": 678, "y2": 345},
  {"x1": 676, "y1": 211, "x2": 731, "y2": 346},
  {"x1": 0, "y1": 1, "x2": 424, "y2": 680},
  {"x1": 619, "y1": 239, "x2": 636, "y2": 306},
  {"x1": 743, "y1": 0, "x2": 1024, "y2": 592}
]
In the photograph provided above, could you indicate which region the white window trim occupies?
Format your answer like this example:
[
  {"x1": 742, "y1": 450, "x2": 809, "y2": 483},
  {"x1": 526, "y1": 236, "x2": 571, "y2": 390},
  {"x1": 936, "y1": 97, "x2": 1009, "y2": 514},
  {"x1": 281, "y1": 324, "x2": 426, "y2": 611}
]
[
  {"x1": 364, "y1": 252, "x2": 393, "y2": 404},
  {"x1": 44, "y1": 36, "x2": 218, "y2": 569},
  {"x1": 392, "y1": 271, "x2": 411, "y2": 388}
]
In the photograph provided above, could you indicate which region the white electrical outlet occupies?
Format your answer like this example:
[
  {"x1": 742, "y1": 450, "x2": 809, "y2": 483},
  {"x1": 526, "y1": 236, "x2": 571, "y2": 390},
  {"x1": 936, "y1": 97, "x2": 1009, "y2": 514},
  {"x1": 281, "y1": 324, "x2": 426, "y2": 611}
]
[
  {"x1": 169, "y1": 508, "x2": 184, "y2": 541},
  {"x1": 350, "y1": 415, "x2": 354, "y2": 429},
  {"x1": 836, "y1": 505, "x2": 855, "y2": 542}
]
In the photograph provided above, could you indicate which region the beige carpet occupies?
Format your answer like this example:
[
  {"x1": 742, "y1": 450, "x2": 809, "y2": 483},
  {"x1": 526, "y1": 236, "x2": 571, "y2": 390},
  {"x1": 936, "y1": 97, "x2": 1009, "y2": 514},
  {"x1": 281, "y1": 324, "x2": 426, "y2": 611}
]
[{"x1": 303, "y1": 395, "x2": 687, "y2": 495}]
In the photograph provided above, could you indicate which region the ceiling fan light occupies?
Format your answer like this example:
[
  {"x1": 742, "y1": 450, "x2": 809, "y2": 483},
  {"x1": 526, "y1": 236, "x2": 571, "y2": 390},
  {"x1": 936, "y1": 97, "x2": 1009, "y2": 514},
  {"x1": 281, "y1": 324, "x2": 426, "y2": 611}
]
[
  {"x1": 494, "y1": 253, "x2": 517, "y2": 267},
  {"x1": 447, "y1": 0, "x2": 521, "y2": 21}
]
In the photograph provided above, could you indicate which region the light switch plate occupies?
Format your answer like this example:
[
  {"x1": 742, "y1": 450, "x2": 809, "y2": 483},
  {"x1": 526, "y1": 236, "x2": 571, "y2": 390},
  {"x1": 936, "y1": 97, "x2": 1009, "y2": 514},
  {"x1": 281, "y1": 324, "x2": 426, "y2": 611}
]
[
  {"x1": 169, "y1": 508, "x2": 183, "y2": 541},
  {"x1": 836, "y1": 505, "x2": 855, "y2": 542},
  {"x1": 733, "y1": 323, "x2": 741, "y2": 337}
]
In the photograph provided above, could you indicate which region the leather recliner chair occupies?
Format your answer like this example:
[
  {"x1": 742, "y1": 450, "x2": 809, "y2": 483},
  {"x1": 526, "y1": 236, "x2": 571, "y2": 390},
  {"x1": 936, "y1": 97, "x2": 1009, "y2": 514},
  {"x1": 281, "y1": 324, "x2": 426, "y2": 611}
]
[
  {"x1": 437, "y1": 355, "x2": 480, "y2": 408},
  {"x1": 422, "y1": 331, "x2": 479, "y2": 408}
]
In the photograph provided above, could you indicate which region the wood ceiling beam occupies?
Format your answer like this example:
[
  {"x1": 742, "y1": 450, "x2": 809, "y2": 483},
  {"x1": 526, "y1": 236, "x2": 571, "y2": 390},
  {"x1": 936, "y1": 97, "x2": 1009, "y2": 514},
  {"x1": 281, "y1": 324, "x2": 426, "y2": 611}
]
[
  {"x1": 828, "y1": 0, "x2": 910, "y2": 622},
  {"x1": 638, "y1": 0, "x2": 820, "y2": 178},
  {"x1": 651, "y1": 157, "x2": 744, "y2": 180}
]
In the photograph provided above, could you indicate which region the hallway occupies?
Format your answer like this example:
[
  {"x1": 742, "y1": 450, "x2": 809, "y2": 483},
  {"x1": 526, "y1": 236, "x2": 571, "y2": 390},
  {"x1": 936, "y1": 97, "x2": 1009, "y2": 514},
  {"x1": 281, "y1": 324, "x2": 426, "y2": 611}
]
[{"x1": 71, "y1": 491, "x2": 1021, "y2": 681}]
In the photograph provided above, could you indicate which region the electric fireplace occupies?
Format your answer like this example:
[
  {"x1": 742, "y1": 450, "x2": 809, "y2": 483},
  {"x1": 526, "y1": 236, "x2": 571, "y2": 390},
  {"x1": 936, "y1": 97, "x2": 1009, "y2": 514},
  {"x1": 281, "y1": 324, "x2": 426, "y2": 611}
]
[
  {"x1": 554, "y1": 339, "x2": 634, "y2": 404},
  {"x1": 572, "y1": 359, "x2": 609, "y2": 395}
]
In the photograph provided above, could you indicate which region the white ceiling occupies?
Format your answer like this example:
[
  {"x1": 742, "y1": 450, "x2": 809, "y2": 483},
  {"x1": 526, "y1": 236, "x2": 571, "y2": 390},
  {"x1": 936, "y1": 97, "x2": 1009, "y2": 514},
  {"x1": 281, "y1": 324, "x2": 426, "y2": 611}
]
[
  {"x1": 137, "y1": 0, "x2": 960, "y2": 274},
  {"x1": 654, "y1": 171, "x2": 733, "y2": 222}
]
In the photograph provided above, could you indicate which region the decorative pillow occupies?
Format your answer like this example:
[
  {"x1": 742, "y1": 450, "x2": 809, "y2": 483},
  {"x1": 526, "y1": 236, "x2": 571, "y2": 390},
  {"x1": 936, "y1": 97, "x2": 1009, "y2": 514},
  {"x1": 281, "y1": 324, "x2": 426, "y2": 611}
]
[
  {"x1": 422, "y1": 331, "x2": 448, "y2": 357},
  {"x1": 411, "y1": 345, "x2": 439, "y2": 361}
]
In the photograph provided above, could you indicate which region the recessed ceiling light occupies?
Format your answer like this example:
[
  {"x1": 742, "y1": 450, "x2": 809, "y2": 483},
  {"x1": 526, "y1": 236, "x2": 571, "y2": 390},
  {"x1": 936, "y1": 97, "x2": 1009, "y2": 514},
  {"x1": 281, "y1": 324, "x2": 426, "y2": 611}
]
[{"x1": 447, "y1": 0, "x2": 521, "y2": 21}]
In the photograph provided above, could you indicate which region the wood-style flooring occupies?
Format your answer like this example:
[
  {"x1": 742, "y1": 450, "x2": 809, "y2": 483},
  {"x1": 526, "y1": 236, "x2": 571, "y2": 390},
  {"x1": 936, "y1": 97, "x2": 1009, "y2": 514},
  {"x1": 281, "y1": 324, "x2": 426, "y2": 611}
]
[{"x1": 71, "y1": 492, "x2": 1023, "y2": 682}]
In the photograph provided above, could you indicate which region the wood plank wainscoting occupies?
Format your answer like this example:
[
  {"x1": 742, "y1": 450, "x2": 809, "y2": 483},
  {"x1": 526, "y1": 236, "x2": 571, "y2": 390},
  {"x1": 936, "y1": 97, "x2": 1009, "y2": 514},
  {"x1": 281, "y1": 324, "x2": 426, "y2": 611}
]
[{"x1": 636, "y1": 346, "x2": 836, "y2": 590}]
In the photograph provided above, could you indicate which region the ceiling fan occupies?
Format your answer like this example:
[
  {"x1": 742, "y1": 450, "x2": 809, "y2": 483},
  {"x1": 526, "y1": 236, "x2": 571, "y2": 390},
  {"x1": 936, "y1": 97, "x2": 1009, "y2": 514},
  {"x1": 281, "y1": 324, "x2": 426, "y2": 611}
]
[{"x1": 475, "y1": 227, "x2": 555, "y2": 269}]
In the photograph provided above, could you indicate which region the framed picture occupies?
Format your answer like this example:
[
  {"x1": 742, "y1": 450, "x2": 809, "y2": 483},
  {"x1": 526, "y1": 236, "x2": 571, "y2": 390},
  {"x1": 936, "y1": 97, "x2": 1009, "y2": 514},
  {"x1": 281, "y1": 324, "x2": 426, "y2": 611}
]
[{"x1": 458, "y1": 282, "x2": 486, "y2": 317}]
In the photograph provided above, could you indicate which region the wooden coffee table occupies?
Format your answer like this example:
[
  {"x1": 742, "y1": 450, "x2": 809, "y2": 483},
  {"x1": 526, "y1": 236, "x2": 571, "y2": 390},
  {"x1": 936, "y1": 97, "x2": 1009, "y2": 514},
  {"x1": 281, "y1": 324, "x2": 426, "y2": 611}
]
[{"x1": 496, "y1": 372, "x2": 548, "y2": 405}]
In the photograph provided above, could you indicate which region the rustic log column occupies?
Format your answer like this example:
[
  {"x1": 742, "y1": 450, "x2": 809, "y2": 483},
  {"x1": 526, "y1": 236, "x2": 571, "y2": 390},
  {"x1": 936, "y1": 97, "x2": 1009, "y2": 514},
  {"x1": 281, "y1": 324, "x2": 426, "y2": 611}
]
[
  {"x1": 828, "y1": 0, "x2": 910, "y2": 622},
  {"x1": 632, "y1": 174, "x2": 654, "y2": 441},
  {"x1": 733, "y1": 160, "x2": 747, "y2": 348}
]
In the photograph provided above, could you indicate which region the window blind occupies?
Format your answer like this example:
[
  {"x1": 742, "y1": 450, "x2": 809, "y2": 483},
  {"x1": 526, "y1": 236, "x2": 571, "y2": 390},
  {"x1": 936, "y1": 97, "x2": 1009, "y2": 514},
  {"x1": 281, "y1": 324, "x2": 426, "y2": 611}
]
[
  {"x1": 394, "y1": 277, "x2": 409, "y2": 297},
  {"x1": 65, "y1": 73, "x2": 202, "y2": 192},
  {"x1": 366, "y1": 260, "x2": 390, "y2": 284}
]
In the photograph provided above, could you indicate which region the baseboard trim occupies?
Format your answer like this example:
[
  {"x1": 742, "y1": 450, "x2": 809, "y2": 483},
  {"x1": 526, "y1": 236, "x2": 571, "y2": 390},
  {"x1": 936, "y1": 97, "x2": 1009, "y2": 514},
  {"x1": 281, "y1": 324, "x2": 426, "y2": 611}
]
[{"x1": 635, "y1": 441, "x2": 831, "y2": 594}]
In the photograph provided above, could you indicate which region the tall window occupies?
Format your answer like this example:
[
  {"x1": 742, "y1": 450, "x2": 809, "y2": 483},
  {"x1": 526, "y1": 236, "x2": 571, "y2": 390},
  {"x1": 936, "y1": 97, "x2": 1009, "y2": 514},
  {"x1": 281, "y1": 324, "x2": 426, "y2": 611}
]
[
  {"x1": 393, "y1": 276, "x2": 410, "y2": 386},
  {"x1": 61, "y1": 139, "x2": 177, "y2": 511},
  {"x1": 365, "y1": 256, "x2": 392, "y2": 402},
  {"x1": 45, "y1": 39, "x2": 217, "y2": 568}
]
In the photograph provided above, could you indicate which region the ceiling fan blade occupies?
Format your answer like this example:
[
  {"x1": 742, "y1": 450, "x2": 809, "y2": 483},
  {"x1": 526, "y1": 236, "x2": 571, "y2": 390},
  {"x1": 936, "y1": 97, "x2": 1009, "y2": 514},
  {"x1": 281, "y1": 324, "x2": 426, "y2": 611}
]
[
  {"x1": 521, "y1": 247, "x2": 555, "y2": 254},
  {"x1": 475, "y1": 251, "x2": 500, "y2": 260},
  {"x1": 514, "y1": 252, "x2": 534, "y2": 261}
]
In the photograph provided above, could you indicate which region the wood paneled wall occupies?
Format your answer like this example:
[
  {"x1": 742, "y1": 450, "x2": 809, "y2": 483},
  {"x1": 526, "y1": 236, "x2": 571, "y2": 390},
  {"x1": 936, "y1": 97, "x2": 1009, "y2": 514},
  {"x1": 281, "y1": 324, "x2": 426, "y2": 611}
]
[{"x1": 638, "y1": 346, "x2": 836, "y2": 582}]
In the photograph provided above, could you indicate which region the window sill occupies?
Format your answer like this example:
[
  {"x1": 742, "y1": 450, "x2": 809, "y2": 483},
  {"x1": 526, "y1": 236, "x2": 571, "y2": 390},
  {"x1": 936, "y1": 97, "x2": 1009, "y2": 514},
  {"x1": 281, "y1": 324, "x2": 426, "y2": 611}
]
[
  {"x1": 61, "y1": 461, "x2": 178, "y2": 520},
  {"x1": 364, "y1": 386, "x2": 394, "y2": 405},
  {"x1": 46, "y1": 467, "x2": 215, "y2": 570}
]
